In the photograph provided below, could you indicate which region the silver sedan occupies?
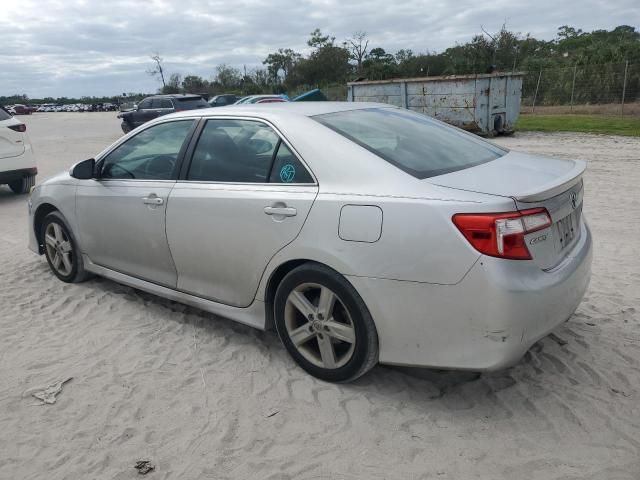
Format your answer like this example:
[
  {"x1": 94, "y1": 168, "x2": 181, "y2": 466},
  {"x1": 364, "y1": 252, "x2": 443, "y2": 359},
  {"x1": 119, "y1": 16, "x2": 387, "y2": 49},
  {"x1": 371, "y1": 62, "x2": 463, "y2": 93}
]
[{"x1": 28, "y1": 103, "x2": 592, "y2": 382}]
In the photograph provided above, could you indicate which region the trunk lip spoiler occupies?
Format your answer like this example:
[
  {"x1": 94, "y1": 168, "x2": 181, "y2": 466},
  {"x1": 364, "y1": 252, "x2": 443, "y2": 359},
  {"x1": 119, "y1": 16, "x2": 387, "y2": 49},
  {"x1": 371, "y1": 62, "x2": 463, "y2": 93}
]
[{"x1": 514, "y1": 159, "x2": 586, "y2": 203}]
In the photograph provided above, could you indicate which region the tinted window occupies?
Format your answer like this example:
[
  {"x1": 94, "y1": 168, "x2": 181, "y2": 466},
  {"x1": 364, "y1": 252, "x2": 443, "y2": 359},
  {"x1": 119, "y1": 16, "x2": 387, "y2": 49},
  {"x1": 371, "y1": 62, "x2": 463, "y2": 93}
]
[
  {"x1": 175, "y1": 97, "x2": 208, "y2": 110},
  {"x1": 269, "y1": 143, "x2": 314, "y2": 184},
  {"x1": 314, "y1": 108, "x2": 506, "y2": 179},
  {"x1": 100, "y1": 120, "x2": 193, "y2": 180},
  {"x1": 187, "y1": 120, "x2": 280, "y2": 183},
  {"x1": 0, "y1": 106, "x2": 11, "y2": 120},
  {"x1": 152, "y1": 99, "x2": 173, "y2": 109},
  {"x1": 138, "y1": 99, "x2": 152, "y2": 109}
]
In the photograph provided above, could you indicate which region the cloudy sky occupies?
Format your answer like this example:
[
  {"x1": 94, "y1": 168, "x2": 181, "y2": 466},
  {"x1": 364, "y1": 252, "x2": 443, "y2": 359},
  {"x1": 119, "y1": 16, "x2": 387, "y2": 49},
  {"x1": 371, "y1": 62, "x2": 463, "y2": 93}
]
[{"x1": 1, "y1": 0, "x2": 637, "y2": 98}]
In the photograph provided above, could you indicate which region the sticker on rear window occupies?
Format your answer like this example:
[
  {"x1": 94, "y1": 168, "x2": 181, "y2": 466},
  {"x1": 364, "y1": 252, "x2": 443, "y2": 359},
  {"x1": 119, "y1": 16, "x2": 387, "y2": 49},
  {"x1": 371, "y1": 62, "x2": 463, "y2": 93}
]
[{"x1": 279, "y1": 164, "x2": 296, "y2": 182}]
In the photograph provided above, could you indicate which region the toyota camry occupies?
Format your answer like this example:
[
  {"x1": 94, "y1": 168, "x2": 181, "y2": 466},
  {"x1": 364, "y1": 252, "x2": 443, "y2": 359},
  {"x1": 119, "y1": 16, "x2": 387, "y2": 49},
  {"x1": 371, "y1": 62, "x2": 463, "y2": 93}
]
[{"x1": 28, "y1": 103, "x2": 592, "y2": 382}]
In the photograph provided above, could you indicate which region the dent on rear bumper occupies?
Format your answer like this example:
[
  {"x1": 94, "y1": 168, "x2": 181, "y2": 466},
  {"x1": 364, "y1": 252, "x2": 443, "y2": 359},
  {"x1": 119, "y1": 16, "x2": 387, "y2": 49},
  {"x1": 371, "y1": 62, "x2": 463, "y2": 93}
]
[{"x1": 347, "y1": 221, "x2": 593, "y2": 371}]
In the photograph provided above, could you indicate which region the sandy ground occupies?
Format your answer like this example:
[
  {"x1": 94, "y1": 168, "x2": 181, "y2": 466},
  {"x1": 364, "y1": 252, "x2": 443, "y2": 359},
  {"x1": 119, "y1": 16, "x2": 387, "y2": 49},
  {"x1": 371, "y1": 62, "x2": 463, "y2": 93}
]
[{"x1": 1, "y1": 113, "x2": 639, "y2": 480}]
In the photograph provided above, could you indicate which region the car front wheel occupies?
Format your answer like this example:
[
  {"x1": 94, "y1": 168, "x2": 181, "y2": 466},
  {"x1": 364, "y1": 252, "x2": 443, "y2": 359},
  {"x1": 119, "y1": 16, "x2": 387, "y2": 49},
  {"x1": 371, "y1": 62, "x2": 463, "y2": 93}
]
[
  {"x1": 41, "y1": 212, "x2": 90, "y2": 283},
  {"x1": 121, "y1": 121, "x2": 133, "y2": 134},
  {"x1": 274, "y1": 263, "x2": 378, "y2": 383},
  {"x1": 9, "y1": 174, "x2": 35, "y2": 194}
]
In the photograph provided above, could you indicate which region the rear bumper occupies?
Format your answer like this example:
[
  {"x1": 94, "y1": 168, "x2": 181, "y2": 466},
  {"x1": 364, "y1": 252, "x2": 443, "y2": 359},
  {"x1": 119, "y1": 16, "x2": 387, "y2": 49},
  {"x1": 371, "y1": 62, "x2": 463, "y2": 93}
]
[
  {"x1": 347, "y1": 220, "x2": 593, "y2": 371},
  {"x1": 0, "y1": 167, "x2": 37, "y2": 184}
]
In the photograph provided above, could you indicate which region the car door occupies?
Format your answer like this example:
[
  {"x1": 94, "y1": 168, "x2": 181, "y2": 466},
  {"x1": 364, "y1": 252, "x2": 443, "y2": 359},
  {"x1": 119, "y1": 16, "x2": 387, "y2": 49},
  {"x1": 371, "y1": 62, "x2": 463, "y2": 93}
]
[
  {"x1": 166, "y1": 118, "x2": 318, "y2": 307},
  {"x1": 132, "y1": 98, "x2": 154, "y2": 127},
  {"x1": 76, "y1": 119, "x2": 196, "y2": 287}
]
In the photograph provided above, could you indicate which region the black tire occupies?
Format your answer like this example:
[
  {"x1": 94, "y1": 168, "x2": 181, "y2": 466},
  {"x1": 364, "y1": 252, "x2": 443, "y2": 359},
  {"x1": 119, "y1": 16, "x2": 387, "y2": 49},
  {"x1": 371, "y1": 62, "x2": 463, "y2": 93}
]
[
  {"x1": 9, "y1": 174, "x2": 36, "y2": 194},
  {"x1": 121, "y1": 121, "x2": 133, "y2": 134},
  {"x1": 274, "y1": 262, "x2": 378, "y2": 383},
  {"x1": 41, "y1": 211, "x2": 91, "y2": 283}
]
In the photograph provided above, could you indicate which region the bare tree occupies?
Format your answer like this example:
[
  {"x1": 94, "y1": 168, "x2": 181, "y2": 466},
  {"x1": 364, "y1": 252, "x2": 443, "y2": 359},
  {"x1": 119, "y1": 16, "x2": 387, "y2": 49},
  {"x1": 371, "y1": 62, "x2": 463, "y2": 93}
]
[
  {"x1": 347, "y1": 31, "x2": 369, "y2": 72},
  {"x1": 148, "y1": 53, "x2": 166, "y2": 87}
]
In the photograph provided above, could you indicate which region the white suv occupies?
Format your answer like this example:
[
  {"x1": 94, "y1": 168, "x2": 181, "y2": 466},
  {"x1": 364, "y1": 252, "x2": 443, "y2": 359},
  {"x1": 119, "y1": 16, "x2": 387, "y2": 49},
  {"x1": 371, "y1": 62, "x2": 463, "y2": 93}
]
[{"x1": 0, "y1": 106, "x2": 37, "y2": 193}]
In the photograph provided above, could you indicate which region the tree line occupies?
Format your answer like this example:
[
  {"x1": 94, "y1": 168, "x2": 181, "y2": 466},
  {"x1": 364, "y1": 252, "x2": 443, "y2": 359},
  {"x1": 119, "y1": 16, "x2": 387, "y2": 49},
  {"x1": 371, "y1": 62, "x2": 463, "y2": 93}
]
[
  {"x1": 150, "y1": 25, "x2": 639, "y2": 99},
  {"x1": 3, "y1": 24, "x2": 639, "y2": 105}
]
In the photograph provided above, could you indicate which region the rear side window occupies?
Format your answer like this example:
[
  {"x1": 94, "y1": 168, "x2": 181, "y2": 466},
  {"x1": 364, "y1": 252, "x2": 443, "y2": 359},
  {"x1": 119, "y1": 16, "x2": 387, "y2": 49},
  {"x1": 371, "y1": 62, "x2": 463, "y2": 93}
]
[
  {"x1": 152, "y1": 99, "x2": 174, "y2": 109},
  {"x1": 314, "y1": 108, "x2": 506, "y2": 179},
  {"x1": 138, "y1": 99, "x2": 152, "y2": 109},
  {"x1": 0, "y1": 106, "x2": 11, "y2": 120},
  {"x1": 187, "y1": 120, "x2": 279, "y2": 182},
  {"x1": 187, "y1": 119, "x2": 313, "y2": 184},
  {"x1": 175, "y1": 97, "x2": 208, "y2": 110}
]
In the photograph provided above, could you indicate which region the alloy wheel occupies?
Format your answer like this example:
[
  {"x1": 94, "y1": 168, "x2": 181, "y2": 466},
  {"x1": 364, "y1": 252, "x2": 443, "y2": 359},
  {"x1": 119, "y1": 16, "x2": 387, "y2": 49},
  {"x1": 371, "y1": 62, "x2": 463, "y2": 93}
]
[
  {"x1": 284, "y1": 283, "x2": 356, "y2": 369},
  {"x1": 44, "y1": 222, "x2": 73, "y2": 277}
]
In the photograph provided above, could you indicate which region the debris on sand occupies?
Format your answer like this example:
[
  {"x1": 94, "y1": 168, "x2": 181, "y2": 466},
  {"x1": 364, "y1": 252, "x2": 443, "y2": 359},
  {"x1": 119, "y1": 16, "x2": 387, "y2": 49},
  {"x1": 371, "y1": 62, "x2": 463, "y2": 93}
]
[
  {"x1": 32, "y1": 377, "x2": 73, "y2": 405},
  {"x1": 611, "y1": 388, "x2": 631, "y2": 397},
  {"x1": 549, "y1": 333, "x2": 568, "y2": 346},
  {"x1": 134, "y1": 460, "x2": 155, "y2": 475}
]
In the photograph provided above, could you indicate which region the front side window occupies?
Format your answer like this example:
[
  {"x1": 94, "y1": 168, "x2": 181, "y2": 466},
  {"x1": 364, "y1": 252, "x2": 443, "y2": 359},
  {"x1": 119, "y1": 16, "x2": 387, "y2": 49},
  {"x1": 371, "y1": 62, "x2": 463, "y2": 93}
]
[
  {"x1": 99, "y1": 120, "x2": 193, "y2": 180},
  {"x1": 314, "y1": 107, "x2": 506, "y2": 179}
]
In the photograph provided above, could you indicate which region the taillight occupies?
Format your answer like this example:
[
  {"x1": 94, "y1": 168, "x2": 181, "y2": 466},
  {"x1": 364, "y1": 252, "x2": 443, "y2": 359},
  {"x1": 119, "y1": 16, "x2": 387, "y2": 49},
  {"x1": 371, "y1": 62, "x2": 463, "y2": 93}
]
[
  {"x1": 452, "y1": 208, "x2": 551, "y2": 260},
  {"x1": 8, "y1": 124, "x2": 26, "y2": 133}
]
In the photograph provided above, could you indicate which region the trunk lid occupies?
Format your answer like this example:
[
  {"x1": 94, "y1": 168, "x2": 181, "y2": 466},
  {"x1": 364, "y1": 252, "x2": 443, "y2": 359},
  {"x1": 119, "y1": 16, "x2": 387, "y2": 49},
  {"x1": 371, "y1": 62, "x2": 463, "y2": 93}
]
[{"x1": 429, "y1": 151, "x2": 586, "y2": 269}]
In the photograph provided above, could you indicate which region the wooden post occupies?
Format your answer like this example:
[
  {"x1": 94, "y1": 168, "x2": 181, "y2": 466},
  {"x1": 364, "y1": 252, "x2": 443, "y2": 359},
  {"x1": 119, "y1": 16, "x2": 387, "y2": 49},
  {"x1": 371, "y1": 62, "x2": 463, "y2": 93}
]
[
  {"x1": 532, "y1": 70, "x2": 542, "y2": 113},
  {"x1": 570, "y1": 63, "x2": 578, "y2": 112},
  {"x1": 621, "y1": 60, "x2": 629, "y2": 116}
]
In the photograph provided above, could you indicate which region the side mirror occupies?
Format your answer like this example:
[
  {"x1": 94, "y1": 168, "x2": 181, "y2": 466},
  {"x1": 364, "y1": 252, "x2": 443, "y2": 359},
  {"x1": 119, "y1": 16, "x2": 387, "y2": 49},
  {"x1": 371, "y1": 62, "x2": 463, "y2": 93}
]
[{"x1": 70, "y1": 158, "x2": 96, "y2": 179}]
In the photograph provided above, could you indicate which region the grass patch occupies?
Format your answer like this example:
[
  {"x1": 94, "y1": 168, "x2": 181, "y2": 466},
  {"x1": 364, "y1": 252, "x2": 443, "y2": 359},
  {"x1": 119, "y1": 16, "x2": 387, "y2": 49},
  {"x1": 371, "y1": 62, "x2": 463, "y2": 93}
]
[{"x1": 517, "y1": 114, "x2": 640, "y2": 137}]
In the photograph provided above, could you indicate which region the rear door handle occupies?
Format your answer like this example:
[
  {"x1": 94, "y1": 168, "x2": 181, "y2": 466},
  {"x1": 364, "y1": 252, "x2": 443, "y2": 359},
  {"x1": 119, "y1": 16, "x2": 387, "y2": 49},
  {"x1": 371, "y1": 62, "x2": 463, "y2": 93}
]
[
  {"x1": 143, "y1": 196, "x2": 164, "y2": 205},
  {"x1": 264, "y1": 206, "x2": 297, "y2": 217}
]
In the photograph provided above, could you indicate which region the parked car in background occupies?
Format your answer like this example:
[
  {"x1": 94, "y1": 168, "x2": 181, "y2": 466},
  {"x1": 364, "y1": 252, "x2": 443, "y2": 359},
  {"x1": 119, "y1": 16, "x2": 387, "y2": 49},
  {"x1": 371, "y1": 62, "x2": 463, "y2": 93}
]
[
  {"x1": 28, "y1": 102, "x2": 591, "y2": 382},
  {"x1": 256, "y1": 97, "x2": 288, "y2": 103},
  {"x1": 235, "y1": 95, "x2": 289, "y2": 104},
  {"x1": 208, "y1": 94, "x2": 238, "y2": 107},
  {"x1": 12, "y1": 104, "x2": 32, "y2": 115},
  {"x1": 0, "y1": 105, "x2": 36, "y2": 193},
  {"x1": 117, "y1": 94, "x2": 208, "y2": 133}
]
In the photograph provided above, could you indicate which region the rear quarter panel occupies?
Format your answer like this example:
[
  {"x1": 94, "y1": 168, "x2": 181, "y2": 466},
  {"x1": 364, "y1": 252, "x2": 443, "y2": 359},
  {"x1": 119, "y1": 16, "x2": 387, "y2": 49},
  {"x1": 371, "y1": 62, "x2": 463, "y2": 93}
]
[{"x1": 257, "y1": 190, "x2": 517, "y2": 299}]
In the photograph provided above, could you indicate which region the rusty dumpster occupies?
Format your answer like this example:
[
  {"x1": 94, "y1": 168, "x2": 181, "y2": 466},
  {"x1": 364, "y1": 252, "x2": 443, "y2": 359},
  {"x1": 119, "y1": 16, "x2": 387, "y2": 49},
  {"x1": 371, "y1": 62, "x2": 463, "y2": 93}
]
[{"x1": 347, "y1": 72, "x2": 524, "y2": 136}]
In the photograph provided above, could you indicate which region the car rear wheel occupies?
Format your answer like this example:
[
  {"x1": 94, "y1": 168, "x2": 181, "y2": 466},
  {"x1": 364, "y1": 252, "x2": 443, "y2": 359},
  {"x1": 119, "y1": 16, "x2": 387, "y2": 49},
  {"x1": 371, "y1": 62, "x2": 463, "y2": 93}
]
[
  {"x1": 274, "y1": 263, "x2": 378, "y2": 382},
  {"x1": 41, "y1": 212, "x2": 90, "y2": 283},
  {"x1": 9, "y1": 174, "x2": 35, "y2": 194}
]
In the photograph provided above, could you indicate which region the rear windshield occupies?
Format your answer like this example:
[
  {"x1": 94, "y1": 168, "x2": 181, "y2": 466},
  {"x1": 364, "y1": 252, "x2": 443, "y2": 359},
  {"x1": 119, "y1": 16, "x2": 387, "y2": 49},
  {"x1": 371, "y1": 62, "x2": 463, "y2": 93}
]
[
  {"x1": 313, "y1": 107, "x2": 506, "y2": 179},
  {"x1": 175, "y1": 97, "x2": 209, "y2": 110},
  {"x1": 0, "y1": 106, "x2": 12, "y2": 121}
]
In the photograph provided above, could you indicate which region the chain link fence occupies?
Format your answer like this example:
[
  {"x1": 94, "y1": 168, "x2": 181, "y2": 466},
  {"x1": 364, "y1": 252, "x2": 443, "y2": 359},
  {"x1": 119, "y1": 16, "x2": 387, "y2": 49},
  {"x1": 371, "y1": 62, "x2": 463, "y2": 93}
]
[{"x1": 522, "y1": 61, "x2": 639, "y2": 115}]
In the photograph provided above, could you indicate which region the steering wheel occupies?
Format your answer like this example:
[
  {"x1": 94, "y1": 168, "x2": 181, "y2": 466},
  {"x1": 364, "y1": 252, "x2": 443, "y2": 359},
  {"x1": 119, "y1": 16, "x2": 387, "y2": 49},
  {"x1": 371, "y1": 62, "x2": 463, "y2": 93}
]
[
  {"x1": 144, "y1": 155, "x2": 176, "y2": 179},
  {"x1": 103, "y1": 162, "x2": 135, "y2": 179}
]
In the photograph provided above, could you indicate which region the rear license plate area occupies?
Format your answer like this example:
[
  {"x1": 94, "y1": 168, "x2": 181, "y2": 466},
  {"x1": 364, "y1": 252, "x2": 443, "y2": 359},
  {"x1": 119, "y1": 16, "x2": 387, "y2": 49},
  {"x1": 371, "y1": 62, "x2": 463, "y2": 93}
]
[{"x1": 556, "y1": 212, "x2": 578, "y2": 251}]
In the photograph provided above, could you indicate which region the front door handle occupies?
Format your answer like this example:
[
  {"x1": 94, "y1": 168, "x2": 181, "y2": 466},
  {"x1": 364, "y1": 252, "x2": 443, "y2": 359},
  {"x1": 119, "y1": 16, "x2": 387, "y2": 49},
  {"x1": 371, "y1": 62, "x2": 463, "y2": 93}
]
[
  {"x1": 143, "y1": 196, "x2": 164, "y2": 205},
  {"x1": 264, "y1": 206, "x2": 297, "y2": 217}
]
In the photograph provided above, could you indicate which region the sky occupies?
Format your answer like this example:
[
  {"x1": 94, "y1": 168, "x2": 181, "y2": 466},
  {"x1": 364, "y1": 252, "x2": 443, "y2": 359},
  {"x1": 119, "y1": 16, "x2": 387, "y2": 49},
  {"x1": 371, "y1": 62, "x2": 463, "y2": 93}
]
[{"x1": 0, "y1": 0, "x2": 638, "y2": 98}]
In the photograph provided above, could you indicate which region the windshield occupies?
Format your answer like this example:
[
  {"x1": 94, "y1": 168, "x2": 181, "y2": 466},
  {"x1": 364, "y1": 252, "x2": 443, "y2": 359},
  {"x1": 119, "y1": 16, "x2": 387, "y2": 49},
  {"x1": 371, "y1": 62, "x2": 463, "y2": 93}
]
[{"x1": 314, "y1": 107, "x2": 507, "y2": 179}]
